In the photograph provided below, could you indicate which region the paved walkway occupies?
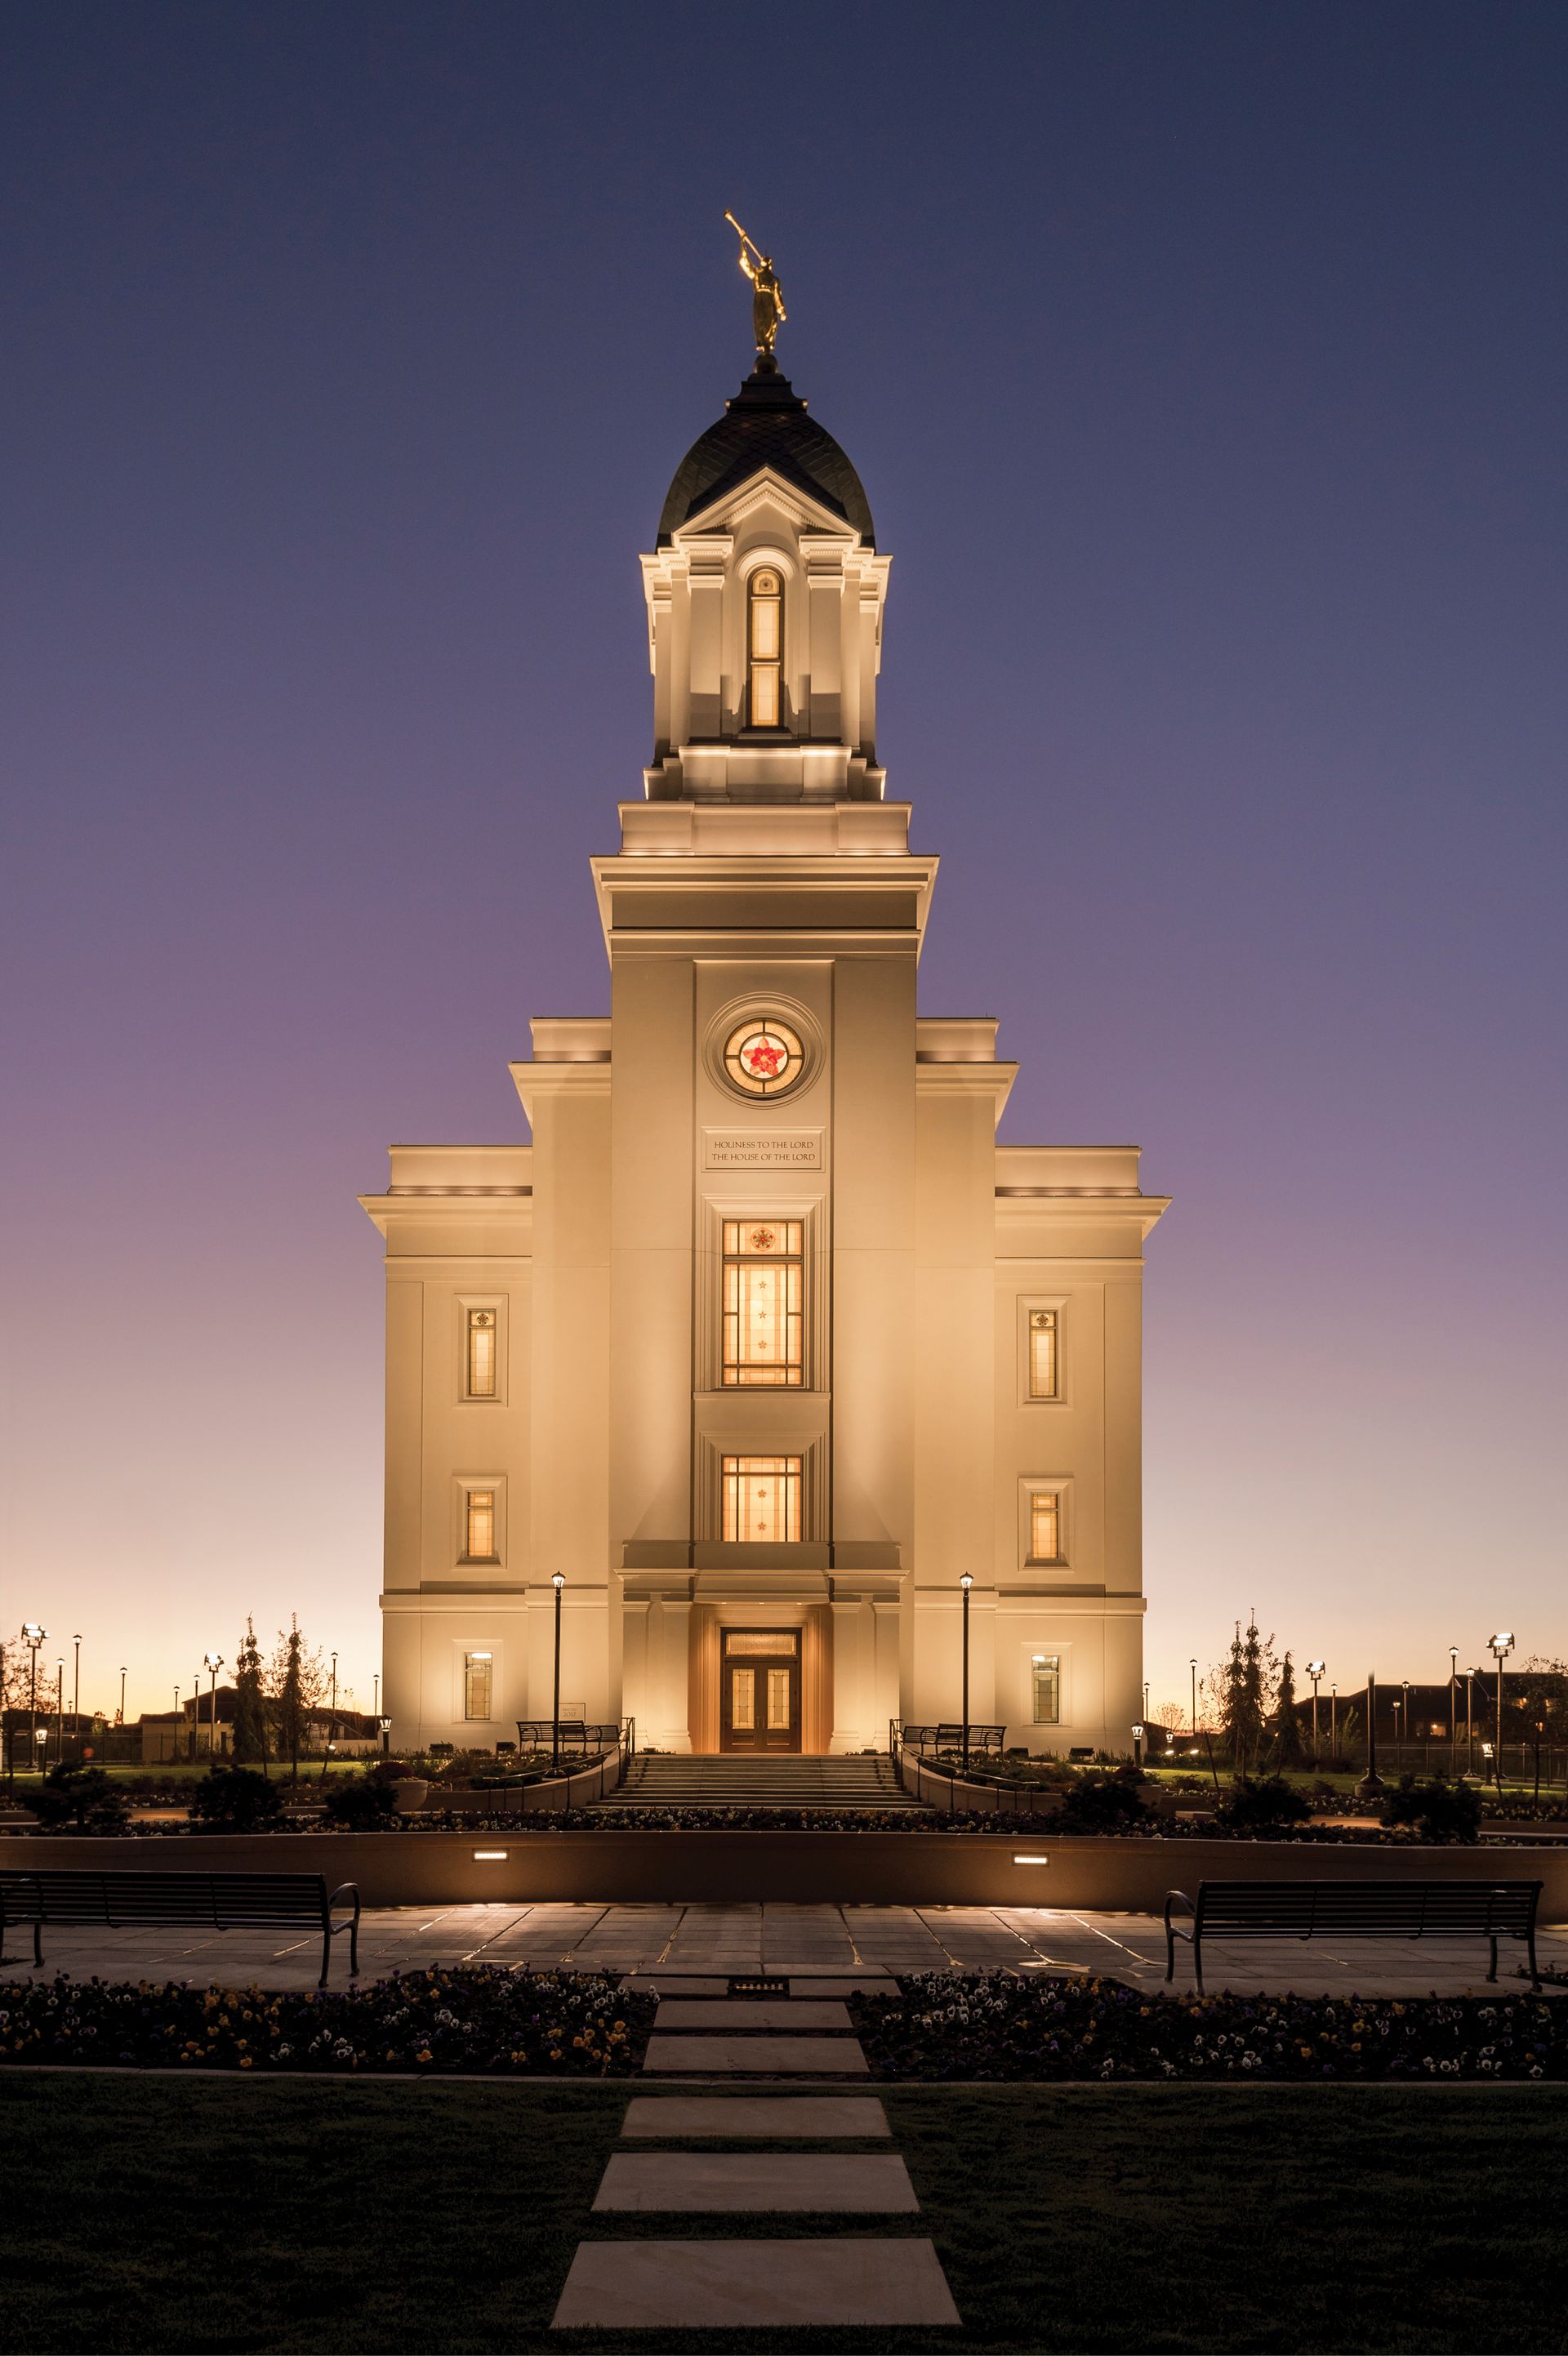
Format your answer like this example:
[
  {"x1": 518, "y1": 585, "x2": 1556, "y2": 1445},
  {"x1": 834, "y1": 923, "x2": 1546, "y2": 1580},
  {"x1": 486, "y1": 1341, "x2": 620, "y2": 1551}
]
[
  {"x1": 9, "y1": 1899, "x2": 1562, "y2": 1996},
  {"x1": 553, "y1": 1993, "x2": 961, "y2": 2329}
]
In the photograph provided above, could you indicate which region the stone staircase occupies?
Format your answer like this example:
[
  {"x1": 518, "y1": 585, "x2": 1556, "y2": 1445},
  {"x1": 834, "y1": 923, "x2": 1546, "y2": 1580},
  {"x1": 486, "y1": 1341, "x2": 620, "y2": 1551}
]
[{"x1": 605, "y1": 1753, "x2": 925, "y2": 1810}]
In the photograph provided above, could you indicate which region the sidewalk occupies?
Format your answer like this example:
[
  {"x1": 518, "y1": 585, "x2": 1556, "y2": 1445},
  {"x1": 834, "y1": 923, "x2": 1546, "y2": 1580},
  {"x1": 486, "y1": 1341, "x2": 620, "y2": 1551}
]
[{"x1": 7, "y1": 1899, "x2": 1562, "y2": 1996}]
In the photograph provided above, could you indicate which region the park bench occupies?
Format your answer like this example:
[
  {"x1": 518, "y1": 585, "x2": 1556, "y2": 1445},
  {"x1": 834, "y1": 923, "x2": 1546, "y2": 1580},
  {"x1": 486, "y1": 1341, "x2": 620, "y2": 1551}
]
[
  {"x1": 514, "y1": 1721, "x2": 617, "y2": 1757},
  {"x1": 1164, "y1": 1877, "x2": 1542, "y2": 1993},
  {"x1": 0, "y1": 1868, "x2": 361, "y2": 1986},
  {"x1": 901, "y1": 1724, "x2": 1006, "y2": 1758}
]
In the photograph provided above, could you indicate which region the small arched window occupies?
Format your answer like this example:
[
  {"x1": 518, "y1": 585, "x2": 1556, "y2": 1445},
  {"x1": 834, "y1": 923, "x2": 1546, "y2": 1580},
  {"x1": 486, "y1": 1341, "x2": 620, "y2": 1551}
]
[{"x1": 746, "y1": 568, "x2": 782, "y2": 728}]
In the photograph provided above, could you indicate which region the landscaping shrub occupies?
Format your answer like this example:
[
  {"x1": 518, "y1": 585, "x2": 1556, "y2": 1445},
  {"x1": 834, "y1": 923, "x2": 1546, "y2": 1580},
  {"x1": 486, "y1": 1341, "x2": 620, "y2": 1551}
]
[
  {"x1": 186, "y1": 1767, "x2": 284, "y2": 1833},
  {"x1": 319, "y1": 1778, "x2": 398, "y2": 1830},
  {"x1": 1056, "y1": 1772, "x2": 1149, "y2": 1833},
  {"x1": 1381, "y1": 1774, "x2": 1482, "y2": 1845},
  {"x1": 27, "y1": 1766, "x2": 131, "y2": 1835},
  {"x1": 850, "y1": 1971, "x2": 1566, "y2": 2082},
  {"x1": 1218, "y1": 1774, "x2": 1312, "y2": 1832},
  {"x1": 0, "y1": 1966, "x2": 653, "y2": 2075}
]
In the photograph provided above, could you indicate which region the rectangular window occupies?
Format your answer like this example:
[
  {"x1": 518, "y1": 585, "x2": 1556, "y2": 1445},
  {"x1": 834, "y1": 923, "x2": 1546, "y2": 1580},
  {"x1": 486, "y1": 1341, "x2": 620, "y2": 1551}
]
[
  {"x1": 1027, "y1": 1309, "x2": 1058, "y2": 1400},
  {"x1": 1028, "y1": 1490, "x2": 1062, "y2": 1564},
  {"x1": 464, "y1": 1488, "x2": 497, "y2": 1561},
  {"x1": 464, "y1": 1651, "x2": 493, "y2": 1720},
  {"x1": 721, "y1": 1454, "x2": 803, "y2": 1543},
  {"x1": 1031, "y1": 1655, "x2": 1061, "y2": 1725},
  {"x1": 722, "y1": 1219, "x2": 804, "y2": 1386},
  {"x1": 466, "y1": 1307, "x2": 497, "y2": 1400}
]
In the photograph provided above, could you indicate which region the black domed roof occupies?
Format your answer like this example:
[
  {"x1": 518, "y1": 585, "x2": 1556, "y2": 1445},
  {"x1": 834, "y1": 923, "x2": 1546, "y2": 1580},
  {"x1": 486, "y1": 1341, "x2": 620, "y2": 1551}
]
[{"x1": 657, "y1": 363, "x2": 875, "y2": 548}]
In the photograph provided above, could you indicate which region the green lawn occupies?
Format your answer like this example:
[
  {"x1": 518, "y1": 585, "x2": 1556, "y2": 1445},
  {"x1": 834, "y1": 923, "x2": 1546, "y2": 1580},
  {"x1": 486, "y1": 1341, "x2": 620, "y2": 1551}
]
[{"x1": 2, "y1": 2076, "x2": 1566, "y2": 2352}]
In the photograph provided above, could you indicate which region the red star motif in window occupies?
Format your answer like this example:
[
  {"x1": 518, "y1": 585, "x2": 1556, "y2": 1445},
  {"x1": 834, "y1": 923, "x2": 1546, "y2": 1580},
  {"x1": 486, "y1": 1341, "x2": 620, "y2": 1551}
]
[{"x1": 742, "y1": 1037, "x2": 786, "y2": 1079}]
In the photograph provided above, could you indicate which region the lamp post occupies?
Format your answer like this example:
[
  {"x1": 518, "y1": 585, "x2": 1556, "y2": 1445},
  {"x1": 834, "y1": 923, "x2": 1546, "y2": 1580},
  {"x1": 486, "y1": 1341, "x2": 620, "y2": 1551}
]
[
  {"x1": 959, "y1": 1574, "x2": 973, "y2": 1771},
  {"x1": 1489, "y1": 1632, "x2": 1514, "y2": 1792},
  {"x1": 1358, "y1": 1672, "x2": 1383, "y2": 1798},
  {"x1": 1391, "y1": 1695, "x2": 1402, "y2": 1771},
  {"x1": 1132, "y1": 1720, "x2": 1144, "y2": 1771},
  {"x1": 330, "y1": 1651, "x2": 338, "y2": 1748},
  {"x1": 1467, "y1": 1668, "x2": 1479, "y2": 1778},
  {"x1": 71, "y1": 1634, "x2": 82, "y2": 1759},
  {"x1": 1449, "y1": 1646, "x2": 1459, "y2": 1774},
  {"x1": 372, "y1": 1671, "x2": 380, "y2": 1721},
  {"x1": 1330, "y1": 1682, "x2": 1338, "y2": 1757},
  {"x1": 551, "y1": 1573, "x2": 565, "y2": 1770},
  {"x1": 1190, "y1": 1659, "x2": 1197, "y2": 1740},
  {"x1": 1306, "y1": 1661, "x2": 1325, "y2": 1760},
  {"x1": 203, "y1": 1653, "x2": 225, "y2": 1761},
  {"x1": 22, "y1": 1624, "x2": 46, "y2": 1784},
  {"x1": 54, "y1": 1661, "x2": 65, "y2": 1765},
  {"x1": 378, "y1": 1716, "x2": 392, "y2": 1757},
  {"x1": 118, "y1": 1666, "x2": 127, "y2": 1729}
]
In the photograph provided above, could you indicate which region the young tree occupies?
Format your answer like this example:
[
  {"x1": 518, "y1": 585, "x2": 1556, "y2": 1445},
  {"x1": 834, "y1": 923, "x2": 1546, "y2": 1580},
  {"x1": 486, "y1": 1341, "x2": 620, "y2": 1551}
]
[
  {"x1": 268, "y1": 1620, "x2": 326, "y2": 1779},
  {"x1": 232, "y1": 1618, "x2": 269, "y2": 1770},
  {"x1": 1274, "y1": 1651, "x2": 1305, "y2": 1768},
  {"x1": 1155, "y1": 1701, "x2": 1187, "y2": 1740}
]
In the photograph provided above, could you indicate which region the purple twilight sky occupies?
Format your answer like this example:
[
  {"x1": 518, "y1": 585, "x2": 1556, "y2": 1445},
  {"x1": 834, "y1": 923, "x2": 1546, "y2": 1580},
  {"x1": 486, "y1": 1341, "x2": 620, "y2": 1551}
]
[{"x1": 2, "y1": 2, "x2": 1564, "y2": 1725}]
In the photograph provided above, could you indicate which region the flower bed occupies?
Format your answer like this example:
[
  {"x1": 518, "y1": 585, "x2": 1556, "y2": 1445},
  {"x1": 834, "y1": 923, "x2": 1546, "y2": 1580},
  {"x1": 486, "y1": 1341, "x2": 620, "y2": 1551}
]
[
  {"x1": 849, "y1": 1971, "x2": 1567, "y2": 2081},
  {"x1": 7, "y1": 1802, "x2": 1549, "y2": 1842},
  {"x1": 0, "y1": 1966, "x2": 653, "y2": 2074}
]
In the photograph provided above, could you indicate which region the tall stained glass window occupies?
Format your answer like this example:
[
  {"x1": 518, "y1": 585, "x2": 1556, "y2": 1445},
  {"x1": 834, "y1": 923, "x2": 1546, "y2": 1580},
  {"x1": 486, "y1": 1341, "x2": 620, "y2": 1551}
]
[
  {"x1": 463, "y1": 1488, "x2": 497, "y2": 1562},
  {"x1": 747, "y1": 568, "x2": 782, "y2": 727},
  {"x1": 466, "y1": 1307, "x2": 497, "y2": 1399},
  {"x1": 464, "y1": 1651, "x2": 493, "y2": 1720},
  {"x1": 1028, "y1": 1490, "x2": 1062, "y2": 1564},
  {"x1": 1027, "y1": 1308, "x2": 1058, "y2": 1399},
  {"x1": 721, "y1": 1455, "x2": 803, "y2": 1543},
  {"x1": 723, "y1": 1219, "x2": 804, "y2": 1386}
]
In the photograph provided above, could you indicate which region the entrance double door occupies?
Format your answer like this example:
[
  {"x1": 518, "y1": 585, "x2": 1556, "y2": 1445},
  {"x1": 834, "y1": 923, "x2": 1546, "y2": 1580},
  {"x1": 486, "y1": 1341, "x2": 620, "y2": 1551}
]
[{"x1": 720, "y1": 1628, "x2": 801, "y2": 1753}]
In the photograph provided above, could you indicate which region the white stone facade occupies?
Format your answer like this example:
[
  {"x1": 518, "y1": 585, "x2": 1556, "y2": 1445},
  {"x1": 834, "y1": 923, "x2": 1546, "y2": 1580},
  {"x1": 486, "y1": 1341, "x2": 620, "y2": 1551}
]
[{"x1": 362, "y1": 364, "x2": 1166, "y2": 1757}]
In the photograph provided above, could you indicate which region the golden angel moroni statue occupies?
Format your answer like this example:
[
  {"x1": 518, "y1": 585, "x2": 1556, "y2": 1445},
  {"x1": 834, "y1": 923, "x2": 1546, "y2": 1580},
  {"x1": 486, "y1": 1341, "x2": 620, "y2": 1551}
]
[{"x1": 726, "y1": 212, "x2": 786, "y2": 357}]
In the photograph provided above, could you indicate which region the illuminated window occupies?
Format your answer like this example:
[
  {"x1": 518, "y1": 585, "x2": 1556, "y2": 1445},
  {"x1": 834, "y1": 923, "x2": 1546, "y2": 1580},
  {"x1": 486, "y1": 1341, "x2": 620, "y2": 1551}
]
[
  {"x1": 721, "y1": 1454, "x2": 802, "y2": 1543},
  {"x1": 463, "y1": 1488, "x2": 497, "y2": 1562},
  {"x1": 746, "y1": 567, "x2": 782, "y2": 727},
  {"x1": 464, "y1": 1651, "x2": 493, "y2": 1720},
  {"x1": 1027, "y1": 1309, "x2": 1058, "y2": 1400},
  {"x1": 1028, "y1": 1490, "x2": 1062, "y2": 1565},
  {"x1": 722, "y1": 1015, "x2": 804, "y2": 1098},
  {"x1": 466, "y1": 1307, "x2": 497, "y2": 1400},
  {"x1": 1031, "y1": 1655, "x2": 1061, "y2": 1725},
  {"x1": 723, "y1": 1219, "x2": 804, "y2": 1386}
]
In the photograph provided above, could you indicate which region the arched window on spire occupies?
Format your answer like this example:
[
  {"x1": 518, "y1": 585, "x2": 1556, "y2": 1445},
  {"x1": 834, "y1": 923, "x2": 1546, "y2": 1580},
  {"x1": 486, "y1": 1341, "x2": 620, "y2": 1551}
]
[{"x1": 746, "y1": 568, "x2": 782, "y2": 728}]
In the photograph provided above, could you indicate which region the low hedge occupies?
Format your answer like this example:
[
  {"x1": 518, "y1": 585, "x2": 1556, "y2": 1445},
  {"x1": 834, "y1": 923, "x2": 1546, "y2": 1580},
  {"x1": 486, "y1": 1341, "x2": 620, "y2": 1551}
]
[
  {"x1": 0, "y1": 1966, "x2": 653, "y2": 2075},
  {"x1": 850, "y1": 1971, "x2": 1566, "y2": 2082}
]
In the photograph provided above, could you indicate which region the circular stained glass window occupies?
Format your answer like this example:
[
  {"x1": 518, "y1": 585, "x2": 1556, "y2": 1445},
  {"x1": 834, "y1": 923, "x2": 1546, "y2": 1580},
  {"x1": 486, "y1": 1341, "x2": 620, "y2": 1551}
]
[{"x1": 722, "y1": 1017, "x2": 805, "y2": 1098}]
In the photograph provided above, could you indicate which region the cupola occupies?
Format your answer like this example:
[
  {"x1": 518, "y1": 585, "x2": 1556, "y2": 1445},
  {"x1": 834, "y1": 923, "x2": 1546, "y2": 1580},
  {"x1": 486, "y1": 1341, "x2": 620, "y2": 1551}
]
[{"x1": 641, "y1": 362, "x2": 891, "y2": 803}]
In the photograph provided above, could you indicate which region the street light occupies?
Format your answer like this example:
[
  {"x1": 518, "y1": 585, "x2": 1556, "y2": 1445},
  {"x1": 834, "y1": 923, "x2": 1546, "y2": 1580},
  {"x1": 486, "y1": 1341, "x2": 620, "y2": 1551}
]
[
  {"x1": 1358, "y1": 1672, "x2": 1383, "y2": 1799},
  {"x1": 551, "y1": 1573, "x2": 566, "y2": 1770},
  {"x1": 378, "y1": 1717, "x2": 392, "y2": 1757},
  {"x1": 1449, "y1": 1646, "x2": 1459, "y2": 1772},
  {"x1": 203, "y1": 1653, "x2": 225, "y2": 1761},
  {"x1": 1132, "y1": 1721, "x2": 1145, "y2": 1771},
  {"x1": 1306, "y1": 1662, "x2": 1325, "y2": 1758},
  {"x1": 1190, "y1": 1658, "x2": 1198, "y2": 1740},
  {"x1": 959, "y1": 1574, "x2": 973, "y2": 1772},
  {"x1": 21, "y1": 1625, "x2": 46, "y2": 1784},
  {"x1": 1330, "y1": 1681, "x2": 1338, "y2": 1757},
  {"x1": 71, "y1": 1634, "x2": 82, "y2": 1760},
  {"x1": 1489, "y1": 1632, "x2": 1514, "y2": 1791},
  {"x1": 118, "y1": 1666, "x2": 127, "y2": 1730},
  {"x1": 54, "y1": 1660, "x2": 65, "y2": 1766}
]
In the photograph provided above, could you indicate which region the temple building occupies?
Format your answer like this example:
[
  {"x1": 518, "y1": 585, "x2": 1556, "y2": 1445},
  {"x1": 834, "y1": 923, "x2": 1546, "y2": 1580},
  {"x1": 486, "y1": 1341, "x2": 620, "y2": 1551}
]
[{"x1": 361, "y1": 326, "x2": 1168, "y2": 1758}]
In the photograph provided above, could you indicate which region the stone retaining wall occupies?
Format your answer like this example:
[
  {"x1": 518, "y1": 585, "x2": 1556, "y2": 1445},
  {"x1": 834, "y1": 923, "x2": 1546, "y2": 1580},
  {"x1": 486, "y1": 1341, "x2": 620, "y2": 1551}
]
[{"x1": 2, "y1": 1830, "x2": 1564, "y2": 1915}]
